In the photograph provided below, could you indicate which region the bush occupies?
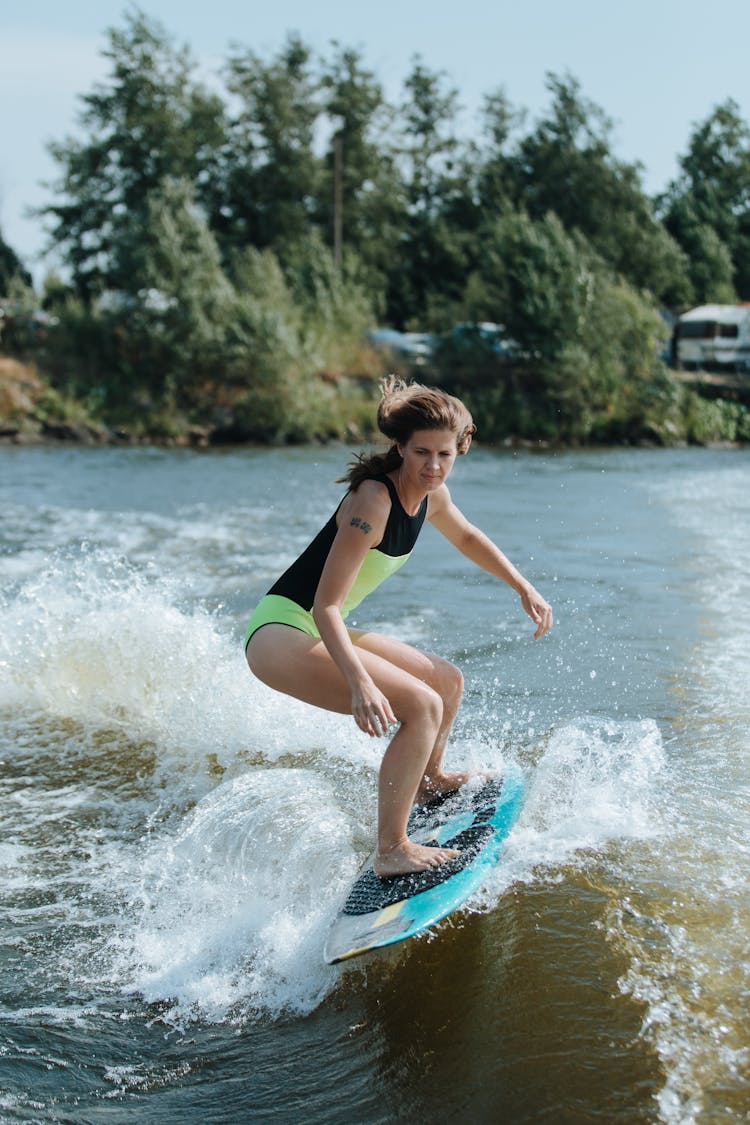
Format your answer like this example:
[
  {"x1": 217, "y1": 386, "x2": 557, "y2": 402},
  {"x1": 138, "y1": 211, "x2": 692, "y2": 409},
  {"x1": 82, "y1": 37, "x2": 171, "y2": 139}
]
[{"x1": 681, "y1": 391, "x2": 750, "y2": 444}]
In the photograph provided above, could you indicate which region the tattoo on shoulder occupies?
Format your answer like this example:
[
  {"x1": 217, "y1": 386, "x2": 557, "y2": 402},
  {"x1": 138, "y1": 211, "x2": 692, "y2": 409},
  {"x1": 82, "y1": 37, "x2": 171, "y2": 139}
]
[{"x1": 350, "y1": 516, "x2": 372, "y2": 534}]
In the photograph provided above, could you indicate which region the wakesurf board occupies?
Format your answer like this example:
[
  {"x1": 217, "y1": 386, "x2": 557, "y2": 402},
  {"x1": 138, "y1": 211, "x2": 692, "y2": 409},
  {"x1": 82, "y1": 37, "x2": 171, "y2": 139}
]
[{"x1": 324, "y1": 763, "x2": 524, "y2": 964}]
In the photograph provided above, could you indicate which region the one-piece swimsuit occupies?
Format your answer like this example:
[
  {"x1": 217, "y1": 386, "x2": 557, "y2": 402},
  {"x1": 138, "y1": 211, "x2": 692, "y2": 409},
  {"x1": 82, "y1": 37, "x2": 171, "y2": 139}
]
[{"x1": 244, "y1": 475, "x2": 427, "y2": 647}]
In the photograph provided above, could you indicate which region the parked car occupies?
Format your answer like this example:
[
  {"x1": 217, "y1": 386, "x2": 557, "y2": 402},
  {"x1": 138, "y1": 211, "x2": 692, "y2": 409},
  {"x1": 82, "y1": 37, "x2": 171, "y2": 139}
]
[
  {"x1": 367, "y1": 327, "x2": 435, "y2": 366},
  {"x1": 442, "y1": 321, "x2": 521, "y2": 358},
  {"x1": 401, "y1": 332, "x2": 435, "y2": 364}
]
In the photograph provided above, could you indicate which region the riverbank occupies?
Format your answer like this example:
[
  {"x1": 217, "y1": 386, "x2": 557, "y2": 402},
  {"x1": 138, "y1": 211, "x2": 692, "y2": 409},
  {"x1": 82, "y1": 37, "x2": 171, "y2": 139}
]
[
  {"x1": 0, "y1": 357, "x2": 111, "y2": 446},
  {"x1": 0, "y1": 355, "x2": 382, "y2": 448},
  {"x1": 2, "y1": 354, "x2": 749, "y2": 449}
]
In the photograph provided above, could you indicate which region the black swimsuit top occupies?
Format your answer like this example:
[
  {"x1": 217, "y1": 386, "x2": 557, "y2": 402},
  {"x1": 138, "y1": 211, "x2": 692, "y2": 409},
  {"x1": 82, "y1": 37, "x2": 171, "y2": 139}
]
[{"x1": 267, "y1": 475, "x2": 427, "y2": 615}]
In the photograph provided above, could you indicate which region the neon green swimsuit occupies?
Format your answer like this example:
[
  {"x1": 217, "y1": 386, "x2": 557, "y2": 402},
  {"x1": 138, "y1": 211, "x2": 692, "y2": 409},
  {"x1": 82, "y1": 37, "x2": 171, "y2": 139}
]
[{"x1": 244, "y1": 475, "x2": 427, "y2": 646}]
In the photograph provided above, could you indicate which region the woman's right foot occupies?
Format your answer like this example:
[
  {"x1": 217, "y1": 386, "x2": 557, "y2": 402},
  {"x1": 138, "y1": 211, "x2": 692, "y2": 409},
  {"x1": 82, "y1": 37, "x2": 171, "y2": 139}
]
[{"x1": 374, "y1": 837, "x2": 459, "y2": 878}]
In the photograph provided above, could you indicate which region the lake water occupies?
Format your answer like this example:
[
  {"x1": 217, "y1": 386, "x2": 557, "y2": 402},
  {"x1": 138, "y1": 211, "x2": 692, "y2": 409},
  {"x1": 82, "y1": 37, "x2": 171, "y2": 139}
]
[{"x1": 0, "y1": 442, "x2": 748, "y2": 1123}]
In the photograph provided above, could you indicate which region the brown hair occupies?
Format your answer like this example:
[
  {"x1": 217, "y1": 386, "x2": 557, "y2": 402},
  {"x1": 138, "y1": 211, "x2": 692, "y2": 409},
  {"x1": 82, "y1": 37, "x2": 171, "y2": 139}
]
[{"x1": 340, "y1": 376, "x2": 476, "y2": 489}]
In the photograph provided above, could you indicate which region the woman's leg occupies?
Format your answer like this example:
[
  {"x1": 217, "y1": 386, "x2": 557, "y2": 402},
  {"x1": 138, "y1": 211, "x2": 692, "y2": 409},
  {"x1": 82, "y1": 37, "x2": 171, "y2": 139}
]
[
  {"x1": 246, "y1": 624, "x2": 458, "y2": 875},
  {"x1": 352, "y1": 631, "x2": 466, "y2": 802}
]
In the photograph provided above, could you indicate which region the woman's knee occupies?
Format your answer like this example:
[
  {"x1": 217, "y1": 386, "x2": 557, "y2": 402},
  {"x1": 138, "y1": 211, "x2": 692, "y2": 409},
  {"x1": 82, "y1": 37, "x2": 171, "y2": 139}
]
[
  {"x1": 433, "y1": 659, "x2": 464, "y2": 710},
  {"x1": 402, "y1": 681, "x2": 443, "y2": 732}
]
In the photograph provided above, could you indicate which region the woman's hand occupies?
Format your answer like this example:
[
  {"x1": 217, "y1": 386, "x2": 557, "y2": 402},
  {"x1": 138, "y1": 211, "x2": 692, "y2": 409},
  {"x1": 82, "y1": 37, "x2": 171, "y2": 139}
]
[
  {"x1": 351, "y1": 675, "x2": 397, "y2": 737},
  {"x1": 520, "y1": 585, "x2": 554, "y2": 639}
]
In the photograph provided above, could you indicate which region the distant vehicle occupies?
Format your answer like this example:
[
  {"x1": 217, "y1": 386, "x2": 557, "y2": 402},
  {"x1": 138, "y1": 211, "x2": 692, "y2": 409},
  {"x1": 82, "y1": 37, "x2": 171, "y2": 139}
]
[
  {"x1": 675, "y1": 304, "x2": 750, "y2": 372},
  {"x1": 367, "y1": 327, "x2": 435, "y2": 366},
  {"x1": 401, "y1": 332, "x2": 435, "y2": 364},
  {"x1": 443, "y1": 321, "x2": 520, "y2": 358}
]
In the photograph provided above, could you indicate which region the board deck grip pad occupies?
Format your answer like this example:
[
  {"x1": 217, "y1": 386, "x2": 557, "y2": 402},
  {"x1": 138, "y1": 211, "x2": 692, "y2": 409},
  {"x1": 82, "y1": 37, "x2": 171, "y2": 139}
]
[{"x1": 342, "y1": 823, "x2": 495, "y2": 915}]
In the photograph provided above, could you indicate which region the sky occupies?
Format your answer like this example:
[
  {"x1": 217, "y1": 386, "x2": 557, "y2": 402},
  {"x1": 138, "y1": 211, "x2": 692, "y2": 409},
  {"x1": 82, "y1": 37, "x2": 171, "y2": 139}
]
[{"x1": 2, "y1": 0, "x2": 749, "y2": 285}]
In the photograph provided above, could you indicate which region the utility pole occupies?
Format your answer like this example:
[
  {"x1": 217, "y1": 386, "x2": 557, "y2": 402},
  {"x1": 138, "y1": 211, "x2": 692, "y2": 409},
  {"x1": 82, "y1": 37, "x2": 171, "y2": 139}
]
[{"x1": 333, "y1": 134, "x2": 343, "y2": 270}]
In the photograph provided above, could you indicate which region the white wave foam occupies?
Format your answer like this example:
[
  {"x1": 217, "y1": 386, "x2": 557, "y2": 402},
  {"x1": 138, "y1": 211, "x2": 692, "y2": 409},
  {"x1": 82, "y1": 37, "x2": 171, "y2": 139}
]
[
  {"x1": 475, "y1": 717, "x2": 667, "y2": 907},
  {"x1": 0, "y1": 550, "x2": 677, "y2": 1035},
  {"x1": 0, "y1": 499, "x2": 295, "y2": 593},
  {"x1": 62, "y1": 718, "x2": 666, "y2": 1025},
  {"x1": 0, "y1": 549, "x2": 378, "y2": 794},
  {"x1": 95, "y1": 768, "x2": 356, "y2": 1022}
]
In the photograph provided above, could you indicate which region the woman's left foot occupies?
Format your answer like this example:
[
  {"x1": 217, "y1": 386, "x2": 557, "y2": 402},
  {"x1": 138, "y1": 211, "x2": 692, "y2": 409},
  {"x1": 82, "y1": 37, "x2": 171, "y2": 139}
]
[
  {"x1": 414, "y1": 771, "x2": 467, "y2": 806},
  {"x1": 414, "y1": 769, "x2": 496, "y2": 806}
]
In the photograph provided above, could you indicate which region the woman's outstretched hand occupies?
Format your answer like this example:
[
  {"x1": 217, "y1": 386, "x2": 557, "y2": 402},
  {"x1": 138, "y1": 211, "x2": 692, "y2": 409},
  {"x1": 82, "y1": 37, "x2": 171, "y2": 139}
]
[
  {"x1": 351, "y1": 676, "x2": 397, "y2": 737},
  {"x1": 520, "y1": 585, "x2": 554, "y2": 639}
]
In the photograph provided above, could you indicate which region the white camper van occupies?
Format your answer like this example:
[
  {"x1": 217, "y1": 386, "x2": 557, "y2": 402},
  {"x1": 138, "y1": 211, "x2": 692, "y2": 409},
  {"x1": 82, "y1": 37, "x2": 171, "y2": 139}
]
[{"x1": 676, "y1": 304, "x2": 750, "y2": 372}]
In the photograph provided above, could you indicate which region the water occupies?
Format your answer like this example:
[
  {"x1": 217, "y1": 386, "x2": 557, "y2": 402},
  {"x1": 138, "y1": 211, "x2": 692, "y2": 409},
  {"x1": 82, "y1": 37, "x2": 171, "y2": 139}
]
[{"x1": 0, "y1": 443, "x2": 748, "y2": 1123}]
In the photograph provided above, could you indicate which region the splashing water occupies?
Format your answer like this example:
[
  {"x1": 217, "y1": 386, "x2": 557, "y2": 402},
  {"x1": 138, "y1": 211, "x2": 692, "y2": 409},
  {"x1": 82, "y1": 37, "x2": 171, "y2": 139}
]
[{"x1": 2, "y1": 445, "x2": 750, "y2": 1122}]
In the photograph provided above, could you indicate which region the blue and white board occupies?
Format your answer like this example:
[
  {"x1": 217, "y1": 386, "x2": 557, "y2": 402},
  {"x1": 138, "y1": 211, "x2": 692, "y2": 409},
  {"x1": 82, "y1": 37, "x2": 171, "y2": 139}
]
[{"x1": 324, "y1": 764, "x2": 524, "y2": 964}]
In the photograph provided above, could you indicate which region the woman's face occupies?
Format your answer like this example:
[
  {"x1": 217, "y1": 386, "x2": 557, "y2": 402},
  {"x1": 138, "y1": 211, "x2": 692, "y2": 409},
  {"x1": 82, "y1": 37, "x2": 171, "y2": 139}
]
[{"x1": 398, "y1": 428, "x2": 459, "y2": 492}]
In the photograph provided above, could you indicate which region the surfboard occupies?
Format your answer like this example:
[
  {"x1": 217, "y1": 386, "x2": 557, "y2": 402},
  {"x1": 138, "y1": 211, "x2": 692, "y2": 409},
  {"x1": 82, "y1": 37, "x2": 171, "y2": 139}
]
[{"x1": 324, "y1": 763, "x2": 524, "y2": 964}]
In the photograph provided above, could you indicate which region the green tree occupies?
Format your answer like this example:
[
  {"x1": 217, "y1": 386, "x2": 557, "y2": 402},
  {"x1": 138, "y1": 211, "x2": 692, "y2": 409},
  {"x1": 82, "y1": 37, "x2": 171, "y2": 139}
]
[
  {"x1": 515, "y1": 74, "x2": 690, "y2": 306},
  {"x1": 475, "y1": 88, "x2": 525, "y2": 215},
  {"x1": 660, "y1": 195, "x2": 735, "y2": 304},
  {"x1": 220, "y1": 34, "x2": 322, "y2": 259},
  {"x1": 452, "y1": 208, "x2": 668, "y2": 440},
  {"x1": 318, "y1": 43, "x2": 404, "y2": 301},
  {"x1": 0, "y1": 229, "x2": 32, "y2": 291},
  {"x1": 473, "y1": 209, "x2": 597, "y2": 361},
  {"x1": 660, "y1": 99, "x2": 750, "y2": 300},
  {"x1": 229, "y1": 234, "x2": 378, "y2": 440},
  {"x1": 43, "y1": 8, "x2": 225, "y2": 301},
  {"x1": 388, "y1": 58, "x2": 472, "y2": 326},
  {"x1": 127, "y1": 177, "x2": 236, "y2": 405},
  {"x1": 47, "y1": 177, "x2": 238, "y2": 415}
]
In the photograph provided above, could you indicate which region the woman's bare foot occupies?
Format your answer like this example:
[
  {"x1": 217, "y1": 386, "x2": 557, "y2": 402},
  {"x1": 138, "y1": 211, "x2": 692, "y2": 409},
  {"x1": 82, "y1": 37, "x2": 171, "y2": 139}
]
[
  {"x1": 415, "y1": 770, "x2": 468, "y2": 805},
  {"x1": 374, "y1": 836, "x2": 459, "y2": 877},
  {"x1": 415, "y1": 767, "x2": 503, "y2": 806}
]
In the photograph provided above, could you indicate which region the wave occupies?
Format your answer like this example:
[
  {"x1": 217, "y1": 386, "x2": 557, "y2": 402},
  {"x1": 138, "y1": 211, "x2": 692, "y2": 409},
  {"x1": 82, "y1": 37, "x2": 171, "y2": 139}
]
[{"x1": 0, "y1": 550, "x2": 669, "y2": 1030}]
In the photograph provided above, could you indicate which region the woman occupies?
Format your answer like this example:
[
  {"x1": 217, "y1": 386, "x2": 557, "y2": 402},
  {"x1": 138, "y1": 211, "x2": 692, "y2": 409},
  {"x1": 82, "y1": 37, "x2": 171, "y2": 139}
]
[{"x1": 245, "y1": 377, "x2": 552, "y2": 877}]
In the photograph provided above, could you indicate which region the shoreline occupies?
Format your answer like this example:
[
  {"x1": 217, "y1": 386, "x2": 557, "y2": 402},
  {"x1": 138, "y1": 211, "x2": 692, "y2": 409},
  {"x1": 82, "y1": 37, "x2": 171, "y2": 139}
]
[
  {"x1": 1, "y1": 419, "x2": 745, "y2": 453},
  {"x1": 2, "y1": 354, "x2": 748, "y2": 452}
]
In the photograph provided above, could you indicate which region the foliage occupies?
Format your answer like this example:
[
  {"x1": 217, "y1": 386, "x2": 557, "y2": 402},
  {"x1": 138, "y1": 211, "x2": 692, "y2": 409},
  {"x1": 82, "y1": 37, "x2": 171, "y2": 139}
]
[
  {"x1": 41, "y1": 174, "x2": 382, "y2": 440},
  {"x1": 0, "y1": 355, "x2": 102, "y2": 440},
  {"x1": 317, "y1": 43, "x2": 402, "y2": 291},
  {"x1": 218, "y1": 35, "x2": 321, "y2": 256},
  {"x1": 4, "y1": 8, "x2": 746, "y2": 445},
  {"x1": 511, "y1": 74, "x2": 692, "y2": 307},
  {"x1": 435, "y1": 210, "x2": 672, "y2": 442},
  {"x1": 659, "y1": 99, "x2": 750, "y2": 301},
  {"x1": 43, "y1": 9, "x2": 225, "y2": 301},
  {"x1": 0, "y1": 229, "x2": 32, "y2": 291},
  {"x1": 676, "y1": 390, "x2": 750, "y2": 444}
]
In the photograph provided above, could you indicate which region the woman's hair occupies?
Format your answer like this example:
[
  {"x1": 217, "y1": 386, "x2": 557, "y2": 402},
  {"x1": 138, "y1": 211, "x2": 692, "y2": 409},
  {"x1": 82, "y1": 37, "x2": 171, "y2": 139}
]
[{"x1": 340, "y1": 376, "x2": 476, "y2": 489}]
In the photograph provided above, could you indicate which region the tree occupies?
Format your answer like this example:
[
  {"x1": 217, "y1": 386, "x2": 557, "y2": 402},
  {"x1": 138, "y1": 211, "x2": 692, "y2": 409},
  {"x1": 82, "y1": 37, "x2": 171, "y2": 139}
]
[
  {"x1": 659, "y1": 195, "x2": 735, "y2": 304},
  {"x1": 43, "y1": 8, "x2": 225, "y2": 301},
  {"x1": 220, "y1": 35, "x2": 322, "y2": 259},
  {"x1": 0, "y1": 229, "x2": 32, "y2": 291},
  {"x1": 387, "y1": 58, "x2": 472, "y2": 326},
  {"x1": 660, "y1": 99, "x2": 750, "y2": 300},
  {"x1": 317, "y1": 43, "x2": 404, "y2": 299},
  {"x1": 127, "y1": 177, "x2": 237, "y2": 403},
  {"x1": 453, "y1": 208, "x2": 668, "y2": 440},
  {"x1": 472, "y1": 209, "x2": 597, "y2": 361},
  {"x1": 475, "y1": 88, "x2": 524, "y2": 215},
  {"x1": 515, "y1": 74, "x2": 690, "y2": 307}
]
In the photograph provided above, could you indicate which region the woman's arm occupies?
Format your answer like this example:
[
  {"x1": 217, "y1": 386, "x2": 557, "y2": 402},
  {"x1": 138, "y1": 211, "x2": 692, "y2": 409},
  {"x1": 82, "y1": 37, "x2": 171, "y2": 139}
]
[
  {"x1": 428, "y1": 485, "x2": 553, "y2": 639},
  {"x1": 312, "y1": 482, "x2": 398, "y2": 735}
]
